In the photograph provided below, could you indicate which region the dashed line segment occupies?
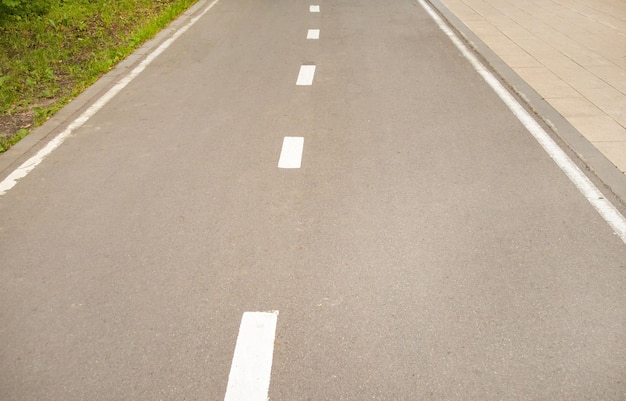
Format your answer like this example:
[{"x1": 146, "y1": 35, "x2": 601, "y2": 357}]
[
  {"x1": 296, "y1": 65, "x2": 316, "y2": 86},
  {"x1": 224, "y1": 311, "x2": 279, "y2": 401},
  {"x1": 278, "y1": 137, "x2": 304, "y2": 169}
]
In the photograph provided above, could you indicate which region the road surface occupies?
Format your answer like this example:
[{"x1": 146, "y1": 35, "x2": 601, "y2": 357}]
[{"x1": 1, "y1": 0, "x2": 625, "y2": 399}]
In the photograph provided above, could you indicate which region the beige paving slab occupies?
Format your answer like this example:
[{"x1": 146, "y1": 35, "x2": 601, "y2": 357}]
[
  {"x1": 581, "y1": 88, "x2": 626, "y2": 127},
  {"x1": 547, "y1": 97, "x2": 609, "y2": 119},
  {"x1": 463, "y1": 18, "x2": 503, "y2": 37},
  {"x1": 543, "y1": 32, "x2": 612, "y2": 68},
  {"x1": 465, "y1": 0, "x2": 505, "y2": 19},
  {"x1": 567, "y1": 115, "x2": 626, "y2": 142},
  {"x1": 497, "y1": 49, "x2": 542, "y2": 68},
  {"x1": 490, "y1": 18, "x2": 536, "y2": 39},
  {"x1": 512, "y1": 36, "x2": 563, "y2": 60},
  {"x1": 461, "y1": 20, "x2": 544, "y2": 67},
  {"x1": 548, "y1": 58, "x2": 613, "y2": 92},
  {"x1": 440, "y1": 0, "x2": 484, "y2": 20},
  {"x1": 560, "y1": 0, "x2": 626, "y2": 19},
  {"x1": 476, "y1": 32, "x2": 523, "y2": 54},
  {"x1": 588, "y1": 65, "x2": 626, "y2": 95},
  {"x1": 594, "y1": 142, "x2": 626, "y2": 173},
  {"x1": 513, "y1": 67, "x2": 581, "y2": 99}
]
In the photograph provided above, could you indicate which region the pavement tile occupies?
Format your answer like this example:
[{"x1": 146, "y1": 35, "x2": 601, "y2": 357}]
[
  {"x1": 588, "y1": 65, "x2": 626, "y2": 96},
  {"x1": 573, "y1": 37, "x2": 626, "y2": 67},
  {"x1": 548, "y1": 60, "x2": 613, "y2": 93},
  {"x1": 544, "y1": 34, "x2": 611, "y2": 68},
  {"x1": 601, "y1": 54, "x2": 626, "y2": 71},
  {"x1": 547, "y1": 97, "x2": 606, "y2": 119},
  {"x1": 441, "y1": 0, "x2": 484, "y2": 20},
  {"x1": 557, "y1": 0, "x2": 625, "y2": 26},
  {"x1": 466, "y1": 1, "x2": 505, "y2": 19},
  {"x1": 459, "y1": 21, "x2": 543, "y2": 67},
  {"x1": 490, "y1": 18, "x2": 535, "y2": 39},
  {"x1": 513, "y1": 67, "x2": 581, "y2": 99},
  {"x1": 567, "y1": 115, "x2": 626, "y2": 142},
  {"x1": 498, "y1": 49, "x2": 543, "y2": 68},
  {"x1": 498, "y1": 1, "x2": 561, "y2": 31},
  {"x1": 593, "y1": 141, "x2": 626, "y2": 173},
  {"x1": 477, "y1": 33, "x2": 520, "y2": 54},
  {"x1": 463, "y1": 19, "x2": 503, "y2": 37},
  {"x1": 513, "y1": 36, "x2": 561, "y2": 59},
  {"x1": 580, "y1": 88, "x2": 626, "y2": 127}
]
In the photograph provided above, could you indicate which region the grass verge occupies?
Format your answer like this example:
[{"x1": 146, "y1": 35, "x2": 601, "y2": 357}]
[{"x1": 0, "y1": 0, "x2": 199, "y2": 153}]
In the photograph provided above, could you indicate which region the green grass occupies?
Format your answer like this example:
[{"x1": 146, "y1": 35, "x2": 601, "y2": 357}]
[{"x1": 0, "y1": 0, "x2": 199, "y2": 153}]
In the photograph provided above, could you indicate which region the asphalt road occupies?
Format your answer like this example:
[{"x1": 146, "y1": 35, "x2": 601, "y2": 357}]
[{"x1": 1, "y1": 0, "x2": 626, "y2": 399}]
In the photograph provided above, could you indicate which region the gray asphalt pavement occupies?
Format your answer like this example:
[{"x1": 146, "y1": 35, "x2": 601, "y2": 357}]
[{"x1": 1, "y1": 0, "x2": 626, "y2": 400}]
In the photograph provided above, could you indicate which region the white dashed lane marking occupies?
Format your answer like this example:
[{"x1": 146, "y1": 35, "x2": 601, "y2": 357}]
[
  {"x1": 296, "y1": 65, "x2": 316, "y2": 86},
  {"x1": 278, "y1": 137, "x2": 304, "y2": 169},
  {"x1": 307, "y1": 29, "x2": 320, "y2": 39},
  {"x1": 224, "y1": 311, "x2": 279, "y2": 401}
]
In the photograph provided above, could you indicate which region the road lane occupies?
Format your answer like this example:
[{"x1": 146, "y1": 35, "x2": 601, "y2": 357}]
[{"x1": 1, "y1": 0, "x2": 625, "y2": 400}]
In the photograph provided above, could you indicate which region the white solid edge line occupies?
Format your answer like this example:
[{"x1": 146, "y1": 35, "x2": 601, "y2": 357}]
[
  {"x1": 224, "y1": 311, "x2": 279, "y2": 401},
  {"x1": 307, "y1": 29, "x2": 320, "y2": 39},
  {"x1": 278, "y1": 137, "x2": 304, "y2": 169},
  {"x1": 309, "y1": 5, "x2": 320, "y2": 12},
  {"x1": 0, "y1": 0, "x2": 223, "y2": 197},
  {"x1": 296, "y1": 65, "x2": 316, "y2": 86},
  {"x1": 417, "y1": 0, "x2": 626, "y2": 244}
]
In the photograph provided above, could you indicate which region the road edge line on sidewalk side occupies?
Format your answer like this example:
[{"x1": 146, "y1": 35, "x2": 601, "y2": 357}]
[
  {"x1": 418, "y1": 0, "x2": 626, "y2": 244},
  {"x1": 423, "y1": 0, "x2": 626, "y2": 207}
]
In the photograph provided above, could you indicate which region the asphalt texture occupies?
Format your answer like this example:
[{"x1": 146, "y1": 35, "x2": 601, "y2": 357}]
[{"x1": 1, "y1": 0, "x2": 625, "y2": 399}]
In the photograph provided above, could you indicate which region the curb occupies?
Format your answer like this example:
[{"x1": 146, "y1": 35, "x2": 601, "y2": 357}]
[
  {"x1": 0, "y1": 0, "x2": 210, "y2": 179},
  {"x1": 425, "y1": 0, "x2": 626, "y2": 207}
]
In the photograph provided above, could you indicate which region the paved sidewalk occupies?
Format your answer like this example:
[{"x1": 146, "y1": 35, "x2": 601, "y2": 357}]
[{"x1": 437, "y1": 0, "x2": 626, "y2": 175}]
